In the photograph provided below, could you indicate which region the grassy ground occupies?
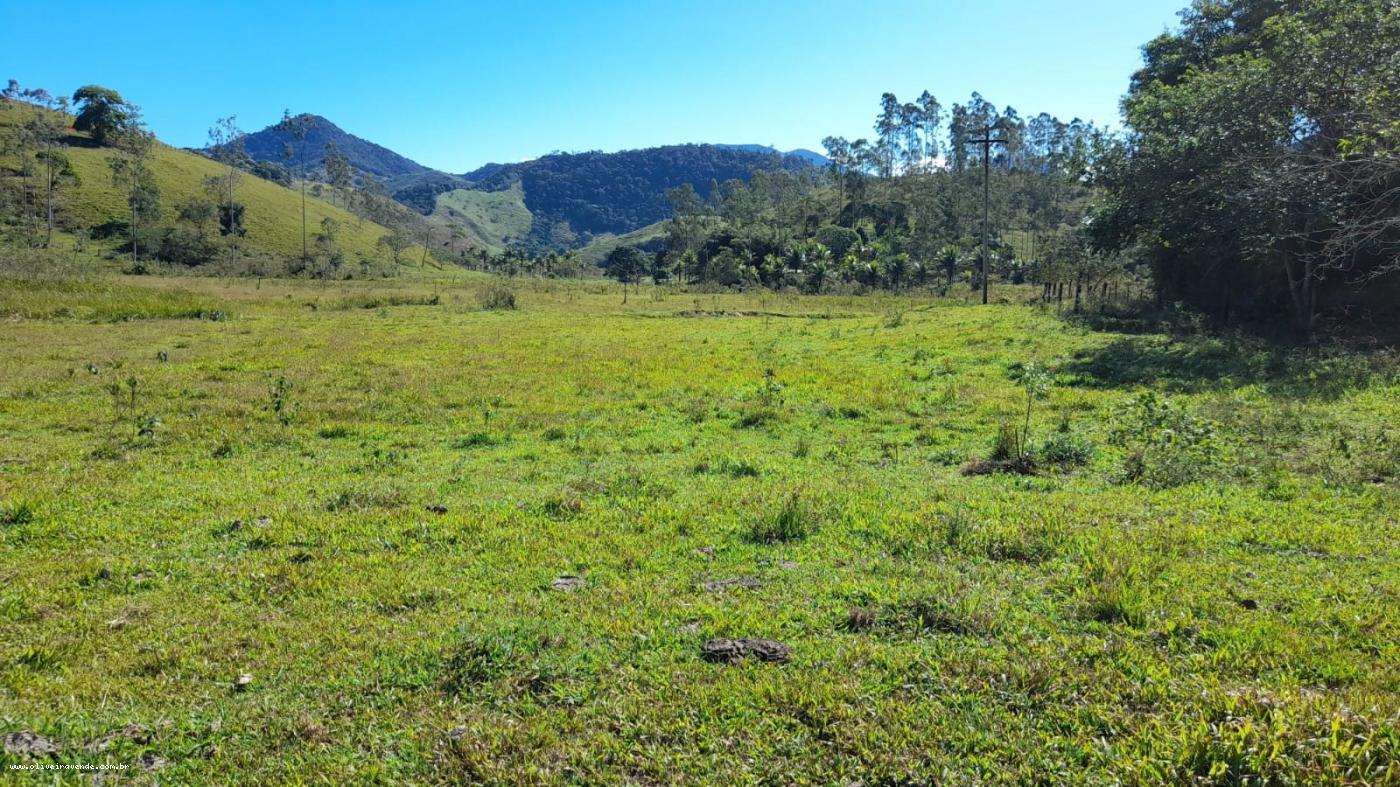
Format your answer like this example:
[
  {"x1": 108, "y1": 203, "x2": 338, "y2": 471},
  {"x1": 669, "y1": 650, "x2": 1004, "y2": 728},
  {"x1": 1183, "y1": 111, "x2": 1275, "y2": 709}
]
[{"x1": 0, "y1": 274, "x2": 1397, "y2": 785}]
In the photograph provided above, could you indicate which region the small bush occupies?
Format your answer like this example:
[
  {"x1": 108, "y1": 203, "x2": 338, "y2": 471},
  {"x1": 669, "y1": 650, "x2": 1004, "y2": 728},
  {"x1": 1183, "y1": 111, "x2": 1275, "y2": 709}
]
[
  {"x1": 441, "y1": 635, "x2": 519, "y2": 692},
  {"x1": 540, "y1": 497, "x2": 584, "y2": 518},
  {"x1": 734, "y1": 408, "x2": 777, "y2": 429},
  {"x1": 1112, "y1": 392, "x2": 1222, "y2": 488},
  {"x1": 1039, "y1": 425, "x2": 1095, "y2": 468},
  {"x1": 901, "y1": 595, "x2": 997, "y2": 637},
  {"x1": 324, "y1": 487, "x2": 407, "y2": 512},
  {"x1": 694, "y1": 456, "x2": 763, "y2": 478},
  {"x1": 452, "y1": 432, "x2": 503, "y2": 449},
  {"x1": 1076, "y1": 551, "x2": 1151, "y2": 628},
  {"x1": 477, "y1": 287, "x2": 517, "y2": 311}
]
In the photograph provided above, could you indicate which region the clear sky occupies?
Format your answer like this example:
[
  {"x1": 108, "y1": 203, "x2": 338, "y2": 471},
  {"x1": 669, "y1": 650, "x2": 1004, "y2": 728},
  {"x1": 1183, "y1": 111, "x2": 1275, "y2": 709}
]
[{"x1": 1, "y1": 0, "x2": 1186, "y2": 173}]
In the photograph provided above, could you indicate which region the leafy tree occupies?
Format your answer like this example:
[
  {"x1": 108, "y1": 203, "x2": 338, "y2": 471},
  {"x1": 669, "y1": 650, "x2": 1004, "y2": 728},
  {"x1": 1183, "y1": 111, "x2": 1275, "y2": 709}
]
[
  {"x1": 277, "y1": 110, "x2": 313, "y2": 262},
  {"x1": 17, "y1": 92, "x2": 74, "y2": 246},
  {"x1": 1096, "y1": 0, "x2": 1400, "y2": 331},
  {"x1": 107, "y1": 126, "x2": 159, "y2": 263},
  {"x1": 176, "y1": 198, "x2": 216, "y2": 241},
  {"x1": 605, "y1": 245, "x2": 647, "y2": 303},
  {"x1": 316, "y1": 217, "x2": 343, "y2": 277},
  {"x1": 377, "y1": 228, "x2": 412, "y2": 265},
  {"x1": 71, "y1": 86, "x2": 135, "y2": 146},
  {"x1": 0, "y1": 82, "x2": 75, "y2": 246},
  {"x1": 324, "y1": 142, "x2": 352, "y2": 208},
  {"x1": 649, "y1": 249, "x2": 671, "y2": 284}
]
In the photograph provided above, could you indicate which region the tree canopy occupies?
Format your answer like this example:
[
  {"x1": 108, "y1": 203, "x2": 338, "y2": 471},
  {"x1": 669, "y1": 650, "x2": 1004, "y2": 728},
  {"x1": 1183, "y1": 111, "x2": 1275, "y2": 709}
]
[
  {"x1": 71, "y1": 85, "x2": 136, "y2": 146},
  {"x1": 1095, "y1": 0, "x2": 1400, "y2": 330}
]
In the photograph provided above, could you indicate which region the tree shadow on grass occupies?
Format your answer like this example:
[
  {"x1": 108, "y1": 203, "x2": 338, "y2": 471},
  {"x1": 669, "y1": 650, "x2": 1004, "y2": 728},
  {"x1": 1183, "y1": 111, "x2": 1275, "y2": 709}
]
[{"x1": 1058, "y1": 330, "x2": 1394, "y2": 401}]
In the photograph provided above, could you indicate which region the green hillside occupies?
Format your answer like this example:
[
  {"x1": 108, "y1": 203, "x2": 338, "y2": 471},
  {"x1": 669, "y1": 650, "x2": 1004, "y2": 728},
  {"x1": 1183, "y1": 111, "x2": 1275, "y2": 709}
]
[
  {"x1": 0, "y1": 103, "x2": 410, "y2": 264},
  {"x1": 430, "y1": 181, "x2": 532, "y2": 253},
  {"x1": 573, "y1": 220, "x2": 668, "y2": 267}
]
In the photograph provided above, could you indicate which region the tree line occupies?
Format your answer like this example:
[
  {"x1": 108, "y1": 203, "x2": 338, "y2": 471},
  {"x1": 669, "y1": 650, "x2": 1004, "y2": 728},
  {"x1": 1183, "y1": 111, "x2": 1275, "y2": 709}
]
[
  {"x1": 1092, "y1": 0, "x2": 1399, "y2": 332},
  {"x1": 594, "y1": 90, "x2": 1116, "y2": 307},
  {"x1": 593, "y1": 0, "x2": 1398, "y2": 332}
]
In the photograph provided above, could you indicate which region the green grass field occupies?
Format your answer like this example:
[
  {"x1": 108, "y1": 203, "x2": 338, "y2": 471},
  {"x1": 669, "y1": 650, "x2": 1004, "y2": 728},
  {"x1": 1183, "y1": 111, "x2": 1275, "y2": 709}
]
[{"x1": 1, "y1": 274, "x2": 1397, "y2": 784}]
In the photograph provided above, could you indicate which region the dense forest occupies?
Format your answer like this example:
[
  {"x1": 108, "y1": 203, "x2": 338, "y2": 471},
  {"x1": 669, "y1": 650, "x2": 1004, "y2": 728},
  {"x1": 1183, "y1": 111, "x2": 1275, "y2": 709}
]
[
  {"x1": 1095, "y1": 0, "x2": 1400, "y2": 331},
  {"x1": 626, "y1": 93, "x2": 1107, "y2": 304}
]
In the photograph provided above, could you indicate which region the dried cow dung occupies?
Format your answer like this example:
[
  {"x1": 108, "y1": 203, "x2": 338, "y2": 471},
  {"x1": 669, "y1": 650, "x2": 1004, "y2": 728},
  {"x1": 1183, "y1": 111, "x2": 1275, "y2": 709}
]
[
  {"x1": 550, "y1": 575, "x2": 589, "y2": 592},
  {"x1": 702, "y1": 637, "x2": 790, "y2": 664},
  {"x1": 699, "y1": 577, "x2": 761, "y2": 593},
  {"x1": 3, "y1": 730, "x2": 59, "y2": 757}
]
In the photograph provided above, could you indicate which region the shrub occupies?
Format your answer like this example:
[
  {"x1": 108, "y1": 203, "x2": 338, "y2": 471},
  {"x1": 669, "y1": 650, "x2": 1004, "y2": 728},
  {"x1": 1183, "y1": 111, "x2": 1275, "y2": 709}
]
[
  {"x1": 156, "y1": 228, "x2": 219, "y2": 266},
  {"x1": 1112, "y1": 392, "x2": 1222, "y2": 488},
  {"x1": 452, "y1": 432, "x2": 502, "y2": 449},
  {"x1": 477, "y1": 287, "x2": 517, "y2": 311},
  {"x1": 966, "y1": 362, "x2": 1051, "y2": 476},
  {"x1": 1039, "y1": 424, "x2": 1095, "y2": 468},
  {"x1": 694, "y1": 456, "x2": 763, "y2": 478},
  {"x1": 1, "y1": 500, "x2": 36, "y2": 527}
]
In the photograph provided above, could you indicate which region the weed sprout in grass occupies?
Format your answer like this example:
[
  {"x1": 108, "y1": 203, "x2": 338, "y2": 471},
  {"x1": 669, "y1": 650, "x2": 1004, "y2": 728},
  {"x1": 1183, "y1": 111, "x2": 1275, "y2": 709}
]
[
  {"x1": 268, "y1": 375, "x2": 294, "y2": 426},
  {"x1": 0, "y1": 500, "x2": 36, "y2": 527},
  {"x1": 748, "y1": 490, "x2": 822, "y2": 544}
]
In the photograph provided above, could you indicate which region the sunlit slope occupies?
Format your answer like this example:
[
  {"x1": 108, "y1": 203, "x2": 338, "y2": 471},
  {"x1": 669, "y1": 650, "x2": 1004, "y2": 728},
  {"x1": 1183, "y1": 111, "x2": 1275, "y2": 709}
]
[
  {"x1": 1, "y1": 104, "x2": 405, "y2": 261},
  {"x1": 431, "y1": 181, "x2": 533, "y2": 253}
]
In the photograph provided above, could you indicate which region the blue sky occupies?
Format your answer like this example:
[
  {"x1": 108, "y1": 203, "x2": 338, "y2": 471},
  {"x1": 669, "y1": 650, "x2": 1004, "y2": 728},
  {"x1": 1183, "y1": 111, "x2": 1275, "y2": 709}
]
[{"x1": 1, "y1": 0, "x2": 1186, "y2": 173}]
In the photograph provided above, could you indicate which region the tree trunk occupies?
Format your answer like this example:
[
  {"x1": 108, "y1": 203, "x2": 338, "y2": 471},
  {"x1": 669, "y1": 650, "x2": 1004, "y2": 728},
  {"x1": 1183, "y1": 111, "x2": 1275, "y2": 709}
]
[{"x1": 1283, "y1": 250, "x2": 1317, "y2": 336}]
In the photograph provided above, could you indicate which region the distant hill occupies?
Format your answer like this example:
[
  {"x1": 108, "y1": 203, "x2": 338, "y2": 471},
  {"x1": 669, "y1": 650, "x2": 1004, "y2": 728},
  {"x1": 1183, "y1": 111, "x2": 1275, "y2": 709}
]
[
  {"x1": 573, "y1": 221, "x2": 669, "y2": 268},
  {"x1": 456, "y1": 143, "x2": 817, "y2": 251},
  {"x1": 0, "y1": 103, "x2": 410, "y2": 264},
  {"x1": 428, "y1": 180, "x2": 533, "y2": 252},
  {"x1": 241, "y1": 114, "x2": 432, "y2": 180}
]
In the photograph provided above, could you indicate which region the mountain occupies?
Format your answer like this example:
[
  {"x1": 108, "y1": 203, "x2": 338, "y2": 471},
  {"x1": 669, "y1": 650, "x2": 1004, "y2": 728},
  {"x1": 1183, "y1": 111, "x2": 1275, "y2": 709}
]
[
  {"x1": 240, "y1": 115, "x2": 823, "y2": 254},
  {"x1": 241, "y1": 114, "x2": 433, "y2": 181}
]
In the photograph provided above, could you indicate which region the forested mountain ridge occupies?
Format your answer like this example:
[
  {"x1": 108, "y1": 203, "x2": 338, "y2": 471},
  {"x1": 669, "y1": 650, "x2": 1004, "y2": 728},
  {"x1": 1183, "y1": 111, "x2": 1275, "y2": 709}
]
[
  {"x1": 715, "y1": 144, "x2": 830, "y2": 166},
  {"x1": 459, "y1": 144, "x2": 820, "y2": 250},
  {"x1": 240, "y1": 114, "x2": 433, "y2": 181}
]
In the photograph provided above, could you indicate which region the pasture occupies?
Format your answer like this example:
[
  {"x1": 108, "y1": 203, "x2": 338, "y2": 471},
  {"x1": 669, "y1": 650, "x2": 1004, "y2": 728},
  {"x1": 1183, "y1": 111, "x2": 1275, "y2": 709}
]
[{"x1": 1, "y1": 275, "x2": 1397, "y2": 784}]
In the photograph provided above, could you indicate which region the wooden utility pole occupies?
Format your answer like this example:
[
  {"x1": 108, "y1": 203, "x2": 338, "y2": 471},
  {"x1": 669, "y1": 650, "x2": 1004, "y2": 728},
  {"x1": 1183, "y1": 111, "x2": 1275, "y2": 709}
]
[{"x1": 969, "y1": 125, "x2": 1006, "y2": 305}]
